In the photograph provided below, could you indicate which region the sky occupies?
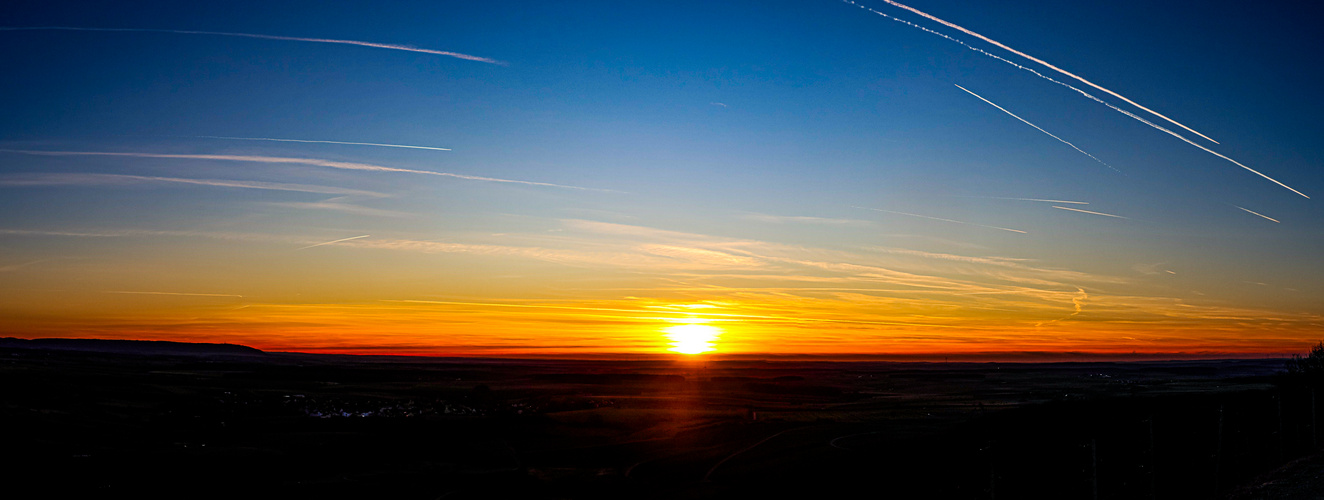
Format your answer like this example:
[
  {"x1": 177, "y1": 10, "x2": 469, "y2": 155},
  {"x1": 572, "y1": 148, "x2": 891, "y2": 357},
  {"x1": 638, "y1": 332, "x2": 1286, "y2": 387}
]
[{"x1": 1, "y1": 0, "x2": 1322, "y2": 359}]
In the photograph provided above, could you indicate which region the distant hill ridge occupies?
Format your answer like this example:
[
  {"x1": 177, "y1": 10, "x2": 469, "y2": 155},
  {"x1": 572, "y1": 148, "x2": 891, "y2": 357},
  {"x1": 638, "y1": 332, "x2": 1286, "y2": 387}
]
[{"x1": 0, "y1": 337, "x2": 264, "y2": 356}]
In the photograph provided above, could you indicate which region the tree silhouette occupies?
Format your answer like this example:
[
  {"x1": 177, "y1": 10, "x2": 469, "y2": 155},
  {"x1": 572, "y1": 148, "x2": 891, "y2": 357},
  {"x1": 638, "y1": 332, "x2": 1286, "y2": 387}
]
[{"x1": 1287, "y1": 341, "x2": 1324, "y2": 383}]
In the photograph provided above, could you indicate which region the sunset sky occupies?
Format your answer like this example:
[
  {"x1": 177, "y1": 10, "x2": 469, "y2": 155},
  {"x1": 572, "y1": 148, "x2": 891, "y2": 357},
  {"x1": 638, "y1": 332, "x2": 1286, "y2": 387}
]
[{"x1": 1, "y1": 0, "x2": 1321, "y2": 359}]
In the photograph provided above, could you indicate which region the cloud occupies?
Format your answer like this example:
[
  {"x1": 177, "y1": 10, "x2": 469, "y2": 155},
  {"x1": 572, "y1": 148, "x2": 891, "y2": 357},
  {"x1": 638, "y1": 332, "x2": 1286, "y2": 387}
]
[
  {"x1": 105, "y1": 290, "x2": 243, "y2": 298},
  {"x1": 0, "y1": 26, "x2": 504, "y2": 64},
  {"x1": 955, "y1": 195, "x2": 1088, "y2": 205},
  {"x1": 855, "y1": 206, "x2": 1027, "y2": 234},
  {"x1": 195, "y1": 136, "x2": 451, "y2": 151},
  {"x1": 0, "y1": 149, "x2": 614, "y2": 192},
  {"x1": 0, "y1": 172, "x2": 386, "y2": 196},
  {"x1": 739, "y1": 213, "x2": 869, "y2": 225}
]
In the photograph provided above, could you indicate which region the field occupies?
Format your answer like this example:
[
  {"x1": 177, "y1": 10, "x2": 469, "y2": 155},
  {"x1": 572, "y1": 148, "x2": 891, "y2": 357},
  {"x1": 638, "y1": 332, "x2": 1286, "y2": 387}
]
[{"x1": 1, "y1": 340, "x2": 1317, "y2": 499}]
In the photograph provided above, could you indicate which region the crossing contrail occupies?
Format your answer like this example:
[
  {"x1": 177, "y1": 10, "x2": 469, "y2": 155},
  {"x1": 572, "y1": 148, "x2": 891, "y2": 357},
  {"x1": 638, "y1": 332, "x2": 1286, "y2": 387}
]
[
  {"x1": 1233, "y1": 205, "x2": 1280, "y2": 223},
  {"x1": 1052, "y1": 206, "x2": 1129, "y2": 219},
  {"x1": 955, "y1": 84, "x2": 1121, "y2": 174},
  {"x1": 0, "y1": 26, "x2": 504, "y2": 64},
  {"x1": 196, "y1": 136, "x2": 451, "y2": 151},
  {"x1": 854, "y1": 206, "x2": 1026, "y2": 233},
  {"x1": 845, "y1": 1, "x2": 1309, "y2": 198},
  {"x1": 296, "y1": 234, "x2": 370, "y2": 250},
  {"x1": 850, "y1": 0, "x2": 1217, "y2": 144}
]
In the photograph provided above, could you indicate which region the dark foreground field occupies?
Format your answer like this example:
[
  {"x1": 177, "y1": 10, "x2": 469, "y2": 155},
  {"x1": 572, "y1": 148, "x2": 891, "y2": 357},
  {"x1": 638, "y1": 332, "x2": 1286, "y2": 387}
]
[{"x1": 1, "y1": 339, "x2": 1319, "y2": 499}]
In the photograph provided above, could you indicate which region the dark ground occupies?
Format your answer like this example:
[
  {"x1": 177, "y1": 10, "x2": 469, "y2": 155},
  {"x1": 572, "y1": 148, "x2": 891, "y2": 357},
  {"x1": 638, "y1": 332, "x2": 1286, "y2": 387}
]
[{"x1": 1, "y1": 339, "x2": 1319, "y2": 499}]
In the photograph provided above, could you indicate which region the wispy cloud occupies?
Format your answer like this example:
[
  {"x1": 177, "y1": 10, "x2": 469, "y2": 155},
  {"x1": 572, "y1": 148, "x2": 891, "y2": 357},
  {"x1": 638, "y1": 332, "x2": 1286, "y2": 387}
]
[
  {"x1": 956, "y1": 195, "x2": 1088, "y2": 205},
  {"x1": 740, "y1": 213, "x2": 868, "y2": 225},
  {"x1": 106, "y1": 290, "x2": 244, "y2": 298},
  {"x1": 710, "y1": 102, "x2": 728, "y2": 108},
  {"x1": 268, "y1": 200, "x2": 411, "y2": 218},
  {"x1": 0, "y1": 26, "x2": 504, "y2": 64},
  {"x1": 0, "y1": 172, "x2": 386, "y2": 197},
  {"x1": 0, "y1": 259, "x2": 51, "y2": 272},
  {"x1": 1233, "y1": 205, "x2": 1280, "y2": 223},
  {"x1": 855, "y1": 206, "x2": 1027, "y2": 234},
  {"x1": 0, "y1": 149, "x2": 614, "y2": 192},
  {"x1": 296, "y1": 234, "x2": 370, "y2": 250},
  {"x1": 1052, "y1": 206, "x2": 1129, "y2": 219},
  {"x1": 845, "y1": 1, "x2": 1309, "y2": 198},
  {"x1": 195, "y1": 136, "x2": 451, "y2": 151},
  {"x1": 955, "y1": 84, "x2": 1121, "y2": 174}
]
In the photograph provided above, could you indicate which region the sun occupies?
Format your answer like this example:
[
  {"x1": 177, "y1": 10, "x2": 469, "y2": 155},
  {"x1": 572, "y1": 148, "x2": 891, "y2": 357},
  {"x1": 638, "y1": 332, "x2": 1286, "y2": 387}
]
[{"x1": 664, "y1": 323, "x2": 721, "y2": 355}]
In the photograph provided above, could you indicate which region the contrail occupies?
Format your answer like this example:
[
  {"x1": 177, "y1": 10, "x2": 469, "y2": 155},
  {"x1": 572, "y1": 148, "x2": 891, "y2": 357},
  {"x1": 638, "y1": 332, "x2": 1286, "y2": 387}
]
[
  {"x1": 957, "y1": 195, "x2": 1088, "y2": 205},
  {"x1": 854, "y1": 206, "x2": 1027, "y2": 233},
  {"x1": 0, "y1": 26, "x2": 504, "y2": 64},
  {"x1": 1037, "y1": 287, "x2": 1087, "y2": 327},
  {"x1": 1052, "y1": 206, "x2": 1129, "y2": 219},
  {"x1": 0, "y1": 150, "x2": 615, "y2": 192},
  {"x1": 195, "y1": 136, "x2": 451, "y2": 151},
  {"x1": 852, "y1": 0, "x2": 1217, "y2": 144},
  {"x1": 106, "y1": 291, "x2": 243, "y2": 297},
  {"x1": 844, "y1": 1, "x2": 1309, "y2": 198},
  {"x1": 1233, "y1": 205, "x2": 1280, "y2": 223},
  {"x1": 955, "y1": 84, "x2": 1121, "y2": 174},
  {"x1": 297, "y1": 234, "x2": 370, "y2": 250}
]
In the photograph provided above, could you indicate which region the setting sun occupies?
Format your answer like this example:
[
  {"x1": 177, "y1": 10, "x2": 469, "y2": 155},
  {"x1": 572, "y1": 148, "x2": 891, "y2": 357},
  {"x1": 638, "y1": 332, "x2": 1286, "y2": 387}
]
[{"x1": 664, "y1": 324, "x2": 721, "y2": 355}]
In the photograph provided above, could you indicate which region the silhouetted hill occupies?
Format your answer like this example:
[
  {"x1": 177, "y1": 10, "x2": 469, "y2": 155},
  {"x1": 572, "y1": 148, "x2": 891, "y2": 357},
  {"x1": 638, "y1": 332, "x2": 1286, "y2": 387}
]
[{"x1": 0, "y1": 337, "x2": 264, "y2": 357}]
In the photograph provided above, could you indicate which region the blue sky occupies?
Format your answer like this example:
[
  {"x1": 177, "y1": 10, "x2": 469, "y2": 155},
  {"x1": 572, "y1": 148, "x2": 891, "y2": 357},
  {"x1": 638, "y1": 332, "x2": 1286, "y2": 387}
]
[{"x1": 0, "y1": 0, "x2": 1321, "y2": 357}]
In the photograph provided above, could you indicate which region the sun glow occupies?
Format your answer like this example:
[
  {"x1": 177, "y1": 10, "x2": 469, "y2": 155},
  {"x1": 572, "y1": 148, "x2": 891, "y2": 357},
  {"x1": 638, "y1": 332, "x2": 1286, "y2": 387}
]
[{"x1": 664, "y1": 323, "x2": 721, "y2": 355}]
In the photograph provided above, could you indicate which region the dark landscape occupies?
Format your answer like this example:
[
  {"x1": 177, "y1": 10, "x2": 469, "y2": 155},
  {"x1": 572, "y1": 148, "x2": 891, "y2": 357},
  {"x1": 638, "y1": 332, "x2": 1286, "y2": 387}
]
[{"x1": 3, "y1": 338, "x2": 1320, "y2": 499}]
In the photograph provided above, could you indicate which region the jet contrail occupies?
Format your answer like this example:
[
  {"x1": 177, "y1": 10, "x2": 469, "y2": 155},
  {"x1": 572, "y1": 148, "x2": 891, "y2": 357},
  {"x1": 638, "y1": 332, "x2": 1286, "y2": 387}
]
[
  {"x1": 957, "y1": 195, "x2": 1088, "y2": 205},
  {"x1": 0, "y1": 149, "x2": 615, "y2": 192},
  {"x1": 1037, "y1": 287, "x2": 1087, "y2": 327},
  {"x1": 854, "y1": 0, "x2": 1217, "y2": 145},
  {"x1": 0, "y1": 26, "x2": 504, "y2": 64},
  {"x1": 297, "y1": 234, "x2": 370, "y2": 250},
  {"x1": 1052, "y1": 206, "x2": 1129, "y2": 219},
  {"x1": 195, "y1": 136, "x2": 451, "y2": 151},
  {"x1": 106, "y1": 291, "x2": 243, "y2": 297},
  {"x1": 854, "y1": 206, "x2": 1027, "y2": 233},
  {"x1": 845, "y1": 1, "x2": 1309, "y2": 199},
  {"x1": 1233, "y1": 205, "x2": 1280, "y2": 223},
  {"x1": 955, "y1": 84, "x2": 1121, "y2": 174}
]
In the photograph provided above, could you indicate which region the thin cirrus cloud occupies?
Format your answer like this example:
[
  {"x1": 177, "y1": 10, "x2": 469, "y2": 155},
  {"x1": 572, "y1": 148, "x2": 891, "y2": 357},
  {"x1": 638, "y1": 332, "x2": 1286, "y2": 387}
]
[
  {"x1": 0, "y1": 172, "x2": 386, "y2": 197},
  {"x1": 845, "y1": 1, "x2": 1309, "y2": 199},
  {"x1": 195, "y1": 136, "x2": 452, "y2": 152},
  {"x1": 0, "y1": 149, "x2": 615, "y2": 192},
  {"x1": 955, "y1": 196, "x2": 1088, "y2": 205},
  {"x1": 0, "y1": 26, "x2": 504, "y2": 64},
  {"x1": 106, "y1": 290, "x2": 244, "y2": 298},
  {"x1": 854, "y1": 206, "x2": 1027, "y2": 234},
  {"x1": 955, "y1": 84, "x2": 1121, "y2": 174}
]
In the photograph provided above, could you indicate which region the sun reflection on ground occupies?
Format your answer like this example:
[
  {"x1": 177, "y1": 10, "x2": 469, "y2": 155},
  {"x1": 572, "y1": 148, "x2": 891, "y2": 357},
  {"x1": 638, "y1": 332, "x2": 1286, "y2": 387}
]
[{"x1": 664, "y1": 323, "x2": 721, "y2": 354}]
